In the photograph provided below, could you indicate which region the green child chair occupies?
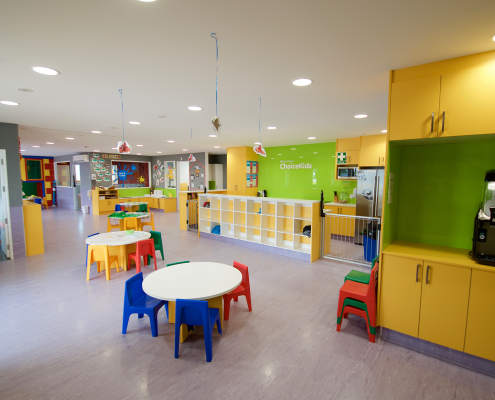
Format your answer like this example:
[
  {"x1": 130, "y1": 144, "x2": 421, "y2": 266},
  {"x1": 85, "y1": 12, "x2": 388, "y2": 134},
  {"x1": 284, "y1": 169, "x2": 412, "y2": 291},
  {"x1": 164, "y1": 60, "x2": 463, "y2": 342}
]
[{"x1": 147, "y1": 230, "x2": 164, "y2": 265}]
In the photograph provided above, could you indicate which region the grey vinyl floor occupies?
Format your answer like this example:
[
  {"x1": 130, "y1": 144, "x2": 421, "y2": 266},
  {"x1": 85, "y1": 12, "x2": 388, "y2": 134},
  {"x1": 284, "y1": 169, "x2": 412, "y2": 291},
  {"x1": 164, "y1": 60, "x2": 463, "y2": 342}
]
[{"x1": 1, "y1": 208, "x2": 494, "y2": 400}]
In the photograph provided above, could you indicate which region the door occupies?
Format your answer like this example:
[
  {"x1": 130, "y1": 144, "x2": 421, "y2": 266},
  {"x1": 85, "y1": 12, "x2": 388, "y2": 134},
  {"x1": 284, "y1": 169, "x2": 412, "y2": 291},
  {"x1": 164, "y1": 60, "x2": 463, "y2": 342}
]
[
  {"x1": 389, "y1": 75, "x2": 441, "y2": 141},
  {"x1": 0, "y1": 150, "x2": 11, "y2": 259},
  {"x1": 177, "y1": 161, "x2": 189, "y2": 213},
  {"x1": 227, "y1": 149, "x2": 238, "y2": 194},
  {"x1": 418, "y1": 261, "x2": 471, "y2": 352},
  {"x1": 359, "y1": 135, "x2": 386, "y2": 167},
  {"x1": 439, "y1": 65, "x2": 495, "y2": 137},
  {"x1": 464, "y1": 269, "x2": 495, "y2": 361},
  {"x1": 355, "y1": 169, "x2": 377, "y2": 243},
  {"x1": 379, "y1": 254, "x2": 423, "y2": 337}
]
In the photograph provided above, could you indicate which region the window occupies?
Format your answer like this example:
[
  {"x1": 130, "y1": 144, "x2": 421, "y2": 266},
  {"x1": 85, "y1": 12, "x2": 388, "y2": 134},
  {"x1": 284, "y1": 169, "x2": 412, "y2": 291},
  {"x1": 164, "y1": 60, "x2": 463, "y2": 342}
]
[
  {"x1": 25, "y1": 159, "x2": 43, "y2": 181},
  {"x1": 74, "y1": 164, "x2": 81, "y2": 183},
  {"x1": 56, "y1": 162, "x2": 71, "y2": 187}
]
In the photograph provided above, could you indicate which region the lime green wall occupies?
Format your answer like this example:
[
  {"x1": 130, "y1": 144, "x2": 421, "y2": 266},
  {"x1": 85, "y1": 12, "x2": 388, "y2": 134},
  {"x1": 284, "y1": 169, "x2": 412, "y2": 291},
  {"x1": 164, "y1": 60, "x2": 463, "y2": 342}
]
[
  {"x1": 258, "y1": 143, "x2": 357, "y2": 201},
  {"x1": 118, "y1": 188, "x2": 150, "y2": 197},
  {"x1": 381, "y1": 142, "x2": 402, "y2": 250},
  {"x1": 395, "y1": 141, "x2": 495, "y2": 250},
  {"x1": 153, "y1": 188, "x2": 177, "y2": 197}
]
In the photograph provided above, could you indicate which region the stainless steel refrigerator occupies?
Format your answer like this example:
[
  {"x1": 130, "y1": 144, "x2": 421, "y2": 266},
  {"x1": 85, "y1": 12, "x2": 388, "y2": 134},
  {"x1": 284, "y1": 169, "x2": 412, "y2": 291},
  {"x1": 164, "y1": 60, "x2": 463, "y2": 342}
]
[{"x1": 354, "y1": 168, "x2": 384, "y2": 244}]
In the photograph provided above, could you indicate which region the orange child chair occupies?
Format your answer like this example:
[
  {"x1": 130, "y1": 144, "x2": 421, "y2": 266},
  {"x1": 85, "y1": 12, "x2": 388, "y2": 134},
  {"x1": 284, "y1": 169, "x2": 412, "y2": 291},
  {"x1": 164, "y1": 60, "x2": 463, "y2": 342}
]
[
  {"x1": 223, "y1": 261, "x2": 252, "y2": 320},
  {"x1": 336, "y1": 258, "x2": 379, "y2": 343},
  {"x1": 140, "y1": 213, "x2": 155, "y2": 231},
  {"x1": 86, "y1": 245, "x2": 120, "y2": 281},
  {"x1": 128, "y1": 239, "x2": 157, "y2": 273}
]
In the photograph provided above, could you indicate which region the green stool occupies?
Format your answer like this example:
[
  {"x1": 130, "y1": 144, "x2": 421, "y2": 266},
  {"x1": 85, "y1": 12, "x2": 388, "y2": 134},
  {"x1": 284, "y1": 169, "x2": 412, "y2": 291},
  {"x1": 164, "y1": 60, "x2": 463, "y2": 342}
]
[
  {"x1": 337, "y1": 298, "x2": 376, "y2": 335},
  {"x1": 166, "y1": 261, "x2": 190, "y2": 267},
  {"x1": 344, "y1": 255, "x2": 379, "y2": 284},
  {"x1": 147, "y1": 230, "x2": 164, "y2": 265}
]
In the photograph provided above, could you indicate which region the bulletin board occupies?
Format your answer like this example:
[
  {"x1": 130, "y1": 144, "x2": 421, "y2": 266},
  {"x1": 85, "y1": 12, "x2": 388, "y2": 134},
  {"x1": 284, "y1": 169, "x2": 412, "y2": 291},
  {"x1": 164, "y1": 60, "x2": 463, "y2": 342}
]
[{"x1": 189, "y1": 160, "x2": 205, "y2": 191}]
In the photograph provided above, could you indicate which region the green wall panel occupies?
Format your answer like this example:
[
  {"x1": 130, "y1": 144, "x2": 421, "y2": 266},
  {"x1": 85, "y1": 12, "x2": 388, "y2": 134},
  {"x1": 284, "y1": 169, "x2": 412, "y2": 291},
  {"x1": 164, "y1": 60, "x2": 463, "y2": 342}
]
[
  {"x1": 22, "y1": 181, "x2": 40, "y2": 197},
  {"x1": 396, "y1": 141, "x2": 495, "y2": 250},
  {"x1": 258, "y1": 142, "x2": 357, "y2": 201},
  {"x1": 118, "y1": 188, "x2": 151, "y2": 197}
]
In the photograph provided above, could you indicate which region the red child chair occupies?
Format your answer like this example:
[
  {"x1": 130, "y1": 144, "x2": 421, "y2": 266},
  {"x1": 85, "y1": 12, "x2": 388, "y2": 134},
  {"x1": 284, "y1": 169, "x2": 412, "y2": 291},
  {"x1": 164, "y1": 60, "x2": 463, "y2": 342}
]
[
  {"x1": 128, "y1": 239, "x2": 157, "y2": 273},
  {"x1": 336, "y1": 257, "x2": 379, "y2": 343},
  {"x1": 223, "y1": 261, "x2": 252, "y2": 320}
]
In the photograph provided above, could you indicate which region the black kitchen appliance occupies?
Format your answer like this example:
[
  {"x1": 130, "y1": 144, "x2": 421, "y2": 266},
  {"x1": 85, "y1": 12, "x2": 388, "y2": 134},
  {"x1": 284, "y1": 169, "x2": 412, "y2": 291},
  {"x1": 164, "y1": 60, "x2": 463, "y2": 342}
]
[
  {"x1": 257, "y1": 190, "x2": 267, "y2": 197},
  {"x1": 472, "y1": 169, "x2": 495, "y2": 266}
]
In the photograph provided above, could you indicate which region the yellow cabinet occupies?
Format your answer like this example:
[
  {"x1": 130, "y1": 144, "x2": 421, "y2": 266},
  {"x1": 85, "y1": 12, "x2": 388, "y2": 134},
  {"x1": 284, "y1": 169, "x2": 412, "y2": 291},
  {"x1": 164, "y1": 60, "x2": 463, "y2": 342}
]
[
  {"x1": 359, "y1": 135, "x2": 386, "y2": 167},
  {"x1": 389, "y1": 75, "x2": 441, "y2": 141},
  {"x1": 379, "y1": 254, "x2": 423, "y2": 337},
  {"x1": 418, "y1": 262, "x2": 471, "y2": 352},
  {"x1": 336, "y1": 137, "x2": 360, "y2": 165},
  {"x1": 464, "y1": 269, "x2": 495, "y2": 361},
  {"x1": 227, "y1": 146, "x2": 258, "y2": 196},
  {"x1": 439, "y1": 65, "x2": 495, "y2": 138}
]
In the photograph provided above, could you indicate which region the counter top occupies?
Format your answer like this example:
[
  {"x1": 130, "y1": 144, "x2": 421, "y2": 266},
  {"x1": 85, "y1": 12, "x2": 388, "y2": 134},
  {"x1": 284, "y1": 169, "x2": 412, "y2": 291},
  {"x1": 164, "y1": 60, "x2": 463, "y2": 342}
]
[
  {"x1": 324, "y1": 202, "x2": 356, "y2": 208},
  {"x1": 180, "y1": 189, "x2": 227, "y2": 194},
  {"x1": 198, "y1": 193, "x2": 320, "y2": 204},
  {"x1": 120, "y1": 195, "x2": 176, "y2": 199}
]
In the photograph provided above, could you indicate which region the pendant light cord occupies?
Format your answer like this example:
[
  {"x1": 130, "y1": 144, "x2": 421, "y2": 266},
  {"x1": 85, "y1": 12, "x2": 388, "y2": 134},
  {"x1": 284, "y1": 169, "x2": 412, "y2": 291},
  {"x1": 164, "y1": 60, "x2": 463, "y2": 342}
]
[
  {"x1": 119, "y1": 89, "x2": 124, "y2": 142},
  {"x1": 259, "y1": 97, "x2": 262, "y2": 143},
  {"x1": 211, "y1": 33, "x2": 218, "y2": 116}
]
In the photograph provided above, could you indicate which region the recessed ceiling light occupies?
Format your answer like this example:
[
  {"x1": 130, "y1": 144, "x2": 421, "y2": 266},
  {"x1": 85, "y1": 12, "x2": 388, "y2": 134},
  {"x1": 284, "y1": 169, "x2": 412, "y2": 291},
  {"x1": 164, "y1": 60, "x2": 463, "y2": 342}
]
[
  {"x1": 188, "y1": 106, "x2": 202, "y2": 111},
  {"x1": 46, "y1": 142, "x2": 54, "y2": 145},
  {"x1": 20, "y1": 149, "x2": 25, "y2": 152},
  {"x1": 129, "y1": 121, "x2": 140, "y2": 125},
  {"x1": 112, "y1": 147, "x2": 118, "y2": 150},
  {"x1": 32, "y1": 145, "x2": 40, "y2": 148},
  {"x1": 66, "y1": 137, "x2": 74, "y2": 140},
  {"x1": 381, "y1": 129, "x2": 387, "y2": 133},
  {"x1": 91, "y1": 130, "x2": 101, "y2": 134},
  {"x1": 308, "y1": 137, "x2": 316, "y2": 140},
  {"x1": 354, "y1": 114, "x2": 368, "y2": 118},
  {"x1": 182, "y1": 149, "x2": 188, "y2": 151},
  {"x1": 156, "y1": 151, "x2": 162, "y2": 153},
  {"x1": 1, "y1": 101, "x2": 19, "y2": 106},
  {"x1": 32, "y1": 66, "x2": 59, "y2": 75},
  {"x1": 214, "y1": 146, "x2": 220, "y2": 148},
  {"x1": 139, "y1": 0, "x2": 156, "y2": 2},
  {"x1": 167, "y1": 140, "x2": 175, "y2": 143},
  {"x1": 93, "y1": 150, "x2": 100, "y2": 152},
  {"x1": 137, "y1": 153, "x2": 141, "y2": 155},
  {"x1": 267, "y1": 126, "x2": 277, "y2": 130},
  {"x1": 293, "y1": 78, "x2": 312, "y2": 86},
  {"x1": 255, "y1": 142, "x2": 261, "y2": 145},
  {"x1": 18, "y1": 88, "x2": 33, "y2": 92},
  {"x1": 136, "y1": 144, "x2": 143, "y2": 147},
  {"x1": 491, "y1": 34, "x2": 495, "y2": 42},
  {"x1": 209, "y1": 134, "x2": 217, "y2": 138}
]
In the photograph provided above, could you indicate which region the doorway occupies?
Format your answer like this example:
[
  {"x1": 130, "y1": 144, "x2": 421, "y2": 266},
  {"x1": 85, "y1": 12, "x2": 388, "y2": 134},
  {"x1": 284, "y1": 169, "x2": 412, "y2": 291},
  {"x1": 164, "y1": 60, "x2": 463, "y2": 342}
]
[
  {"x1": 177, "y1": 161, "x2": 189, "y2": 212},
  {"x1": 0, "y1": 150, "x2": 12, "y2": 260}
]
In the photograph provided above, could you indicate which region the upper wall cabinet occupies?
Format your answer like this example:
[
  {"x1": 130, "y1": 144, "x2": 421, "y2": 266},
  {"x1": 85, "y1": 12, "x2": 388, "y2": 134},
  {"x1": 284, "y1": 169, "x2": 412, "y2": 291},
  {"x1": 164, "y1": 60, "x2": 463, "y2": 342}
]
[
  {"x1": 439, "y1": 65, "x2": 495, "y2": 137},
  {"x1": 336, "y1": 137, "x2": 360, "y2": 165},
  {"x1": 390, "y1": 63, "x2": 495, "y2": 141},
  {"x1": 389, "y1": 75, "x2": 441, "y2": 141},
  {"x1": 359, "y1": 135, "x2": 386, "y2": 167}
]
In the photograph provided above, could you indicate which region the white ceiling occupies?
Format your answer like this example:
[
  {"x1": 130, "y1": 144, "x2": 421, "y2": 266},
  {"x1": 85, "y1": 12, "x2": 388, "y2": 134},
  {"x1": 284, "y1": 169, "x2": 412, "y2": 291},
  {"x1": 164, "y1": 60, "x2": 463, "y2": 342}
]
[{"x1": 1, "y1": 0, "x2": 495, "y2": 157}]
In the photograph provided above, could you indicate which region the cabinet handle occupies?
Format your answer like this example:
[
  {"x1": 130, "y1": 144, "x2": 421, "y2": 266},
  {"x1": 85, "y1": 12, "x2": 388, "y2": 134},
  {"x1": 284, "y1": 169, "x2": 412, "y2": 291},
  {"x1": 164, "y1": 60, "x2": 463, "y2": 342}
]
[
  {"x1": 382, "y1": 157, "x2": 384, "y2": 165},
  {"x1": 431, "y1": 112, "x2": 434, "y2": 133},
  {"x1": 378, "y1": 157, "x2": 380, "y2": 166},
  {"x1": 442, "y1": 111, "x2": 445, "y2": 133},
  {"x1": 425, "y1": 265, "x2": 430, "y2": 284},
  {"x1": 348, "y1": 155, "x2": 351, "y2": 163},
  {"x1": 416, "y1": 264, "x2": 420, "y2": 282}
]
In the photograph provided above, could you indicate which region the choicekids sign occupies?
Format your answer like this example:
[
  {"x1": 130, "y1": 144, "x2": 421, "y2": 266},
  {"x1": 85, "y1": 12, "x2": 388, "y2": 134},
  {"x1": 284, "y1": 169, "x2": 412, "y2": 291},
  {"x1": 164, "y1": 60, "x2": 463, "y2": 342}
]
[{"x1": 280, "y1": 161, "x2": 312, "y2": 169}]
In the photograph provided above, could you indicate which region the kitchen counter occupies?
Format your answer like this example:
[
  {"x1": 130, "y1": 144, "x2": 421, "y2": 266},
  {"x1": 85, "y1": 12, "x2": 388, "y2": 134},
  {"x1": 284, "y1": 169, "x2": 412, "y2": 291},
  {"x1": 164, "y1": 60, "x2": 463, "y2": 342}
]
[
  {"x1": 179, "y1": 189, "x2": 227, "y2": 194},
  {"x1": 120, "y1": 195, "x2": 176, "y2": 199},
  {"x1": 324, "y1": 202, "x2": 356, "y2": 207}
]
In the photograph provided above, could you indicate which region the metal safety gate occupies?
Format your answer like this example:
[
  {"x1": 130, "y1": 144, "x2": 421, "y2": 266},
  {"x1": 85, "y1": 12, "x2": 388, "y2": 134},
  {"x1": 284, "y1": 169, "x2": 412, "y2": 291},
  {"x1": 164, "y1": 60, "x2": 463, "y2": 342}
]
[
  {"x1": 321, "y1": 211, "x2": 380, "y2": 267},
  {"x1": 186, "y1": 200, "x2": 199, "y2": 231}
]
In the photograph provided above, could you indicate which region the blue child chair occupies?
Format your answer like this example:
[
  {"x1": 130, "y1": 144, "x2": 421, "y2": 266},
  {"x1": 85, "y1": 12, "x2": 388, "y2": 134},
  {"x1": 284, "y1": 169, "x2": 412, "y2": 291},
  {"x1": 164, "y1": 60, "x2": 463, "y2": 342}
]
[
  {"x1": 174, "y1": 299, "x2": 222, "y2": 362},
  {"x1": 34, "y1": 198, "x2": 42, "y2": 205},
  {"x1": 115, "y1": 204, "x2": 122, "y2": 212},
  {"x1": 122, "y1": 272, "x2": 168, "y2": 337},
  {"x1": 86, "y1": 233, "x2": 99, "y2": 267}
]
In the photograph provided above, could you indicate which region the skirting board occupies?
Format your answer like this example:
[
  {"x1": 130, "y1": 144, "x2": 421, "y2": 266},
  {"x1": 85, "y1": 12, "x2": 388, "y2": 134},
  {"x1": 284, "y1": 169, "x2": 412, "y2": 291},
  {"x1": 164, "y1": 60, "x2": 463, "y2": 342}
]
[
  {"x1": 200, "y1": 232, "x2": 311, "y2": 261},
  {"x1": 381, "y1": 328, "x2": 495, "y2": 377}
]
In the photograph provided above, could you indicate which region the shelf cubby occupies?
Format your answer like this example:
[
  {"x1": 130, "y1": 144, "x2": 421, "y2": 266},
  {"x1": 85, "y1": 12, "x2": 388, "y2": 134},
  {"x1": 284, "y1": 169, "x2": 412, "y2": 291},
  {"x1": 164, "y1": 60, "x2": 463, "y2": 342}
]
[
  {"x1": 211, "y1": 209, "x2": 220, "y2": 223},
  {"x1": 221, "y1": 210, "x2": 233, "y2": 224},
  {"x1": 247, "y1": 213, "x2": 261, "y2": 228},
  {"x1": 199, "y1": 220, "x2": 211, "y2": 233},
  {"x1": 276, "y1": 217, "x2": 294, "y2": 234},
  {"x1": 261, "y1": 202, "x2": 276, "y2": 216},
  {"x1": 246, "y1": 199, "x2": 262, "y2": 214},
  {"x1": 234, "y1": 212, "x2": 246, "y2": 226},
  {"x1": 234, "y1": 225, "x2": 246, "y2": 240},
  {"x1": 294, "y1": 219, "x2": 311, "y2": 236},
  {"x1": 246, "y1": 227, "x2": 261, "y2": 243},
  {"x1": 234, "y1": 199, "x2": 246, "y2": 212},
  {"x1": 221, "y1": 223, "x2": 234, "y2": 238},
  {"x1": 199, "y1": 208, "x2": 210, "y2": 220},
  {"x1": 261, "y1": 215, "x2": 276, "y2": 230},
  {"x1": 261, "y1": 229, "x2": 276, "y2": 246},
  {"x1": 294, "y1": 203, "x2": 312, "y2": 219},
  {"x1": 294, "y1": 235, "x2": 311, "y2": 253},
  {"x1": 276, "y1": 232, "x2": 294, "y2": 250}
]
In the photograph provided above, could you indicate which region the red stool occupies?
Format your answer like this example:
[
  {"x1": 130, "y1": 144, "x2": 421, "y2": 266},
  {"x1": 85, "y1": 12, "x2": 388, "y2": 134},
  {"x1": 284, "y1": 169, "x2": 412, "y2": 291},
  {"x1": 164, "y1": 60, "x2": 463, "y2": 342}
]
[
  {"x1": 128, "y1": 239, "x2": 157, "y2": 273},
  {"x1": 336, "y1": 258, "x2": 379, "y2": 342},
  {"x1": 223, "y1": 261, "x2": 252, "y2": 320}
]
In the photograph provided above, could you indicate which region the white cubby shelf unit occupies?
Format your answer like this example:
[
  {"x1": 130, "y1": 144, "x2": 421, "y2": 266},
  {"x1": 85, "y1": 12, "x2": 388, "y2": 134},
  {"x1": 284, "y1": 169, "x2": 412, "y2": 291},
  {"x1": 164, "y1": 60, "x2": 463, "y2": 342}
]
[{"x1": 198, "y1": 194, "x2": 320, "y2": 261}]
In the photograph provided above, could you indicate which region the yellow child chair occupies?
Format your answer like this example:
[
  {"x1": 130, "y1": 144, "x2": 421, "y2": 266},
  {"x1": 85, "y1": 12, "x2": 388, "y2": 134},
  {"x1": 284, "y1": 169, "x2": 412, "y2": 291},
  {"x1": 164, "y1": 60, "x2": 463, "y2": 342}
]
[
  {"x1": 107, "y1": 217, "x2": 120, "y2": 232},
  {"x1": 140, "y1": 213, "x2": 155, "y2": 231},
  {"x1": 86, "y1": 245, "x2": 120, "y2": 281},
  {"x1": 41, "y1": 197, "x2": 49, "y2": 209},
  {"x1": 123, "y1": 217, "x2": 140, "y2": 231}
]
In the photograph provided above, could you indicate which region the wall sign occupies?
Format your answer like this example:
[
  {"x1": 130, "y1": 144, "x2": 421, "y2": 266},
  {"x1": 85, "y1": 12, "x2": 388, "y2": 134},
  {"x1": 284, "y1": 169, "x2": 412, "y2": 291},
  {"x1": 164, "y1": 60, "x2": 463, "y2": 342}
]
[
  {"x1": 280, "y1": 162, "x2": 313, "y2": 170},
  {"x1": 336, "y1": 152, "x2": 347, "y2": 164}
]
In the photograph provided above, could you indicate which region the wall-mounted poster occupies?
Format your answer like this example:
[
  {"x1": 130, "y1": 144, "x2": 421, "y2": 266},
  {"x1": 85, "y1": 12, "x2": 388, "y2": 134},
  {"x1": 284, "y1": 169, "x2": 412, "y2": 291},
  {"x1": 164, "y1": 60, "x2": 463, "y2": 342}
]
[
  {"x1": 165, "y1": 161, "x2": 175, "y2": 188},
  {"x1": 113, "y1": 161, "x2": 150, "y2": 186},
  {"x1": 246, "y1": 161, "x2": 259, "y2": 173},
  {"x1": 246, "y1": 174, "x2": 258, "y2": 188}
]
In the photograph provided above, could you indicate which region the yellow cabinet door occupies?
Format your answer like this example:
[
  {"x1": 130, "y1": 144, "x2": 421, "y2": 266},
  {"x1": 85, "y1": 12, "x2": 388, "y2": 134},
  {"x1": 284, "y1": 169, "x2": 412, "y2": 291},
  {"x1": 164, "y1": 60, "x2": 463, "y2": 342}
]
[
  {"x1": 359, "y1": 135, "x2": 386, "y2": 167},
  {"x1": 99, "y1": 200, "x2": 112, "y2": 212},
  {"x1": 439, "y1": 65, "x2": 495, "y2": 137},
  {"x1": 342, "y1": 150, "x2": 359, "y2": 165},
  {"x1": 337, "y1": 137, "x2": 360, "y2": 151},
  {"x1": 464, "y1": 269, "x2": 495, "y2": 361},
  {"x1": 389, "y1": 75, "x2": 441, "y2": 141},
  {"x1": 379, "y1": 254, "x2": 423, "y2": 337},
  {"x1": 418, "y1": 262, "x2": 471, "y2": 351}
]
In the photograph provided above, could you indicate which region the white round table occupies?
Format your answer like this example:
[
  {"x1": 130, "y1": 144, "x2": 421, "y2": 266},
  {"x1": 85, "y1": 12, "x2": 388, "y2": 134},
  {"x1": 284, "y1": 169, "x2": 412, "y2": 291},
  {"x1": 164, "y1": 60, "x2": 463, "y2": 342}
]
[
  {"x1": 119, "y1": 201, "x2": 148, "y2": 207},
  {"x1": 86, "y1": 231, "x2": 151, "y2": 271},
  {"x1": 143, "y1": 262, "x2": 242, "y2": 341}
]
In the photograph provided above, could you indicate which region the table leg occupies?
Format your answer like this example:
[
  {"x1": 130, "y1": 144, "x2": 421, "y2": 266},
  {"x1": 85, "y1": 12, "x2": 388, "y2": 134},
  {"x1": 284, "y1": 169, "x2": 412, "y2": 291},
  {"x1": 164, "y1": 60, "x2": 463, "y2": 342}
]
[
  {"x1": 119, "y1": 219, "x2": 124, "y2": 231},
  {"x1": 120, "y1": 245, "x2": 127, "y2": 272}
]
